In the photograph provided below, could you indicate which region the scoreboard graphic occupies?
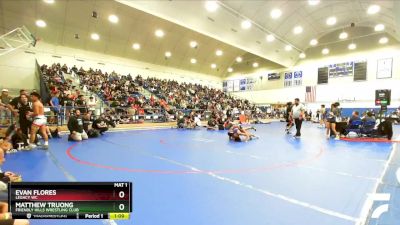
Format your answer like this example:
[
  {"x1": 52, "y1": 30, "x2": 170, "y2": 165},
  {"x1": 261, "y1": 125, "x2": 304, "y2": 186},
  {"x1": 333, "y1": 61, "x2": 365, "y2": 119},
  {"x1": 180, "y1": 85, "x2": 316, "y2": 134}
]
[{"x1": 8, "y1": 182, "x2": 132, "y2": 220}]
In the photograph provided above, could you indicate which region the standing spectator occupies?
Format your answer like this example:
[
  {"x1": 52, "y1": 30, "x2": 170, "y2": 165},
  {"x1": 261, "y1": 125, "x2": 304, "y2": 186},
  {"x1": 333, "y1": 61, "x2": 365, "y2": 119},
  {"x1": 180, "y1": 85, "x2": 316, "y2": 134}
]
[
  {"x1": 291, "y1": 98, "x2": 305, "y2": 138},
  {"x1": 49, "y1": 91, "x2": 60, "y2": 125},
  {"x1": 87, "y1": 96, "x2": 97, "y2": 114},
  {"x1": 0, "y1": 89, "x2": 12, "y2": 125},
  {"x1": 319, "y1": 105, "x2": 327, "y2": 128},
  {"x1": 8, "y1": 90, "x2": 28, "y2": 119},
  {"x1": 11, "y1": 94, "x2": 32, "y2": 138},
  {"x1": 67, "y1": 109, "x2": 88, "y2": 141}
]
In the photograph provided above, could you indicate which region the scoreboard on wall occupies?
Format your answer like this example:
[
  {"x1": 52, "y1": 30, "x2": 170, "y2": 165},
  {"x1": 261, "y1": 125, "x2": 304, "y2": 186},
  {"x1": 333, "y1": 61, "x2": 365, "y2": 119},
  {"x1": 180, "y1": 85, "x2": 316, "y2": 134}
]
[{"x1": 8, "y1": 182, "x2": 132, "y2": 220}]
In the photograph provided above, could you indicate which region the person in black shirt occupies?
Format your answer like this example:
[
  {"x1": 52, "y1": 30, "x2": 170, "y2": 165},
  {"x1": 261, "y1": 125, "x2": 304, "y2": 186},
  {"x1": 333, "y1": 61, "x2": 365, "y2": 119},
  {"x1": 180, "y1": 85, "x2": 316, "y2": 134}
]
[
  {"x1": 207, "y1": 117, "x2": 218, "y2": 130},
  {"x1": 285, "y1": 102, "x2": 293, "y2": 134},
  {"x1": 92, "y1": 114, "x2": 109, "y2": 135},
  {"x1": 82, "y1": 111, "x2": 92, "y2": 133},
  {"x1": 75, "y1": 95, "x2": 87, "y2": 113},
  {"x1": 11, "y1": 94, "x2": 32, "y2": 138},
  {"x1": 8, "y1": 90, "x2": 28, "y2": 112},
  {"x1": 67, "y1": 109, "x2": 88, "y2": 141}
]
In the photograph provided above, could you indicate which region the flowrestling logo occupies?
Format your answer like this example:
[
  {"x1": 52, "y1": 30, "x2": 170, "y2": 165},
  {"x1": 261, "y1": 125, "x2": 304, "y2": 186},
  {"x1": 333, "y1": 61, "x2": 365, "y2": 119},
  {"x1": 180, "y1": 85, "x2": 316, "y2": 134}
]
[{"x1": 370, "y1": 167, "x2": 400, "y2": 222}]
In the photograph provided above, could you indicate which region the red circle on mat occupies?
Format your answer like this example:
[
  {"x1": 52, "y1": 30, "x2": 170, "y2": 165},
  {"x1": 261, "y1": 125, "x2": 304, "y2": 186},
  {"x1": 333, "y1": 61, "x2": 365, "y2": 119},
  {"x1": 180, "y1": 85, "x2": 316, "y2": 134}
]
[{"x1": 66, "y1": 143, "x2": 325, "y2": 174}]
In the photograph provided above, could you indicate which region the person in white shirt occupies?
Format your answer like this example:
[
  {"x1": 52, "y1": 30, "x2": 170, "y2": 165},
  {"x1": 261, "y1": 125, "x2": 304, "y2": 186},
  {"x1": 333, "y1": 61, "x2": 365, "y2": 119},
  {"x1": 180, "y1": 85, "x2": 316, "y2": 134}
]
[
  {"x1": 87, "y1": 96, "x2": 97, "y2": 114},
  {"x1": 194, "y1": 114, "x2": 202, "y2": 127},
  {"x1": 291, "y1": 98, "x2": 305, "y2": 138}
]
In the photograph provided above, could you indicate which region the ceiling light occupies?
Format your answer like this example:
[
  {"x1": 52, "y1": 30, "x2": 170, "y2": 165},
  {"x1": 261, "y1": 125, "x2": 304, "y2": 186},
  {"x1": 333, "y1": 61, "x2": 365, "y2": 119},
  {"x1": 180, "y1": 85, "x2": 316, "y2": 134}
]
[
  {"x1": 285, "y1": 45, "x2": 292, "y2": 51},
  {"x1": 308, "y1": 0, "x2": 320, "y2": 6},
  {"x1": 266, "y1": 34, "x2": 275, "y2": 42},
  {"x1": 132, "y1": 43, "x2": 140, "y2": 50},
  {"x1": 190, "y1": 58, "x2": 197, "y2": 64},
  {"x1": 348, "y1": 43, "x2": 356, "y2": 50},
  {"x1": 236, "y1": 56, "x2": 242, "y2": 62},
  {"x1": 108, "y1": 15, "x2": 119, "y2": 23},
  {"x1": 43, "y1": 0, "x2": 54, "y2": 4},
  {"x1": 205, "y1": 1, "x2": 219, "y2": 12},
  {"x1": 189, "y1": 41, "x2": 198, "y2": 48},
  {"x1": 379, "y1": 37, "x2": 388, "y2": 44},
  {"x1": 252, "y1": 62, "x2": 259, "y2": 68},
  {"x1": 241, "y1": 20, "x2": 252, "y2": 29},
  {"x1": 309, "y1": 39, "x2": 318, "y2": 46},
  {"x1": 165, "y1": 51, "x2": 171, "y2": 57},
  {"x1": 155, "y1": 29, "x2": 164, "y2": 37},
  {"x1": 367, "y1": 4, "x2": 380, "y2": 15},
  {"x1": 339, "y1": 32, "x2": 348, "y2": 39},
  {"x1": 215, "y1": 49, "x2": 223, "y2": 56},
  {"x1": 211, "y1": 63, "x2": 217, "y2": 69},
  {"x1": 322, "y1": 48, "x2": 329, "y2": 55},
  {"x1": 374, "y1": 24, "x2": 385, "y2": 31},
  {"x1": 91, "y1": 33, "x2": 100, "y2": 40},
  {"x1": 270, "y1": 9, "x2": 282, "y2": 19},
  {"x1": 293, "y1": 26, "x2": 303, "y2": 34},
  {"x1": 35, "y1": 20, "x2": 46, "y2": 28},
  {"x1": 299, "y1": 53, "x2": 306, "y2": 59},
  {"x1": 326, "y1": 17, "x2": 337, "y2": 26},
  {"x1": 227, "y1": 67, "x2": 233, "y2": 72}
]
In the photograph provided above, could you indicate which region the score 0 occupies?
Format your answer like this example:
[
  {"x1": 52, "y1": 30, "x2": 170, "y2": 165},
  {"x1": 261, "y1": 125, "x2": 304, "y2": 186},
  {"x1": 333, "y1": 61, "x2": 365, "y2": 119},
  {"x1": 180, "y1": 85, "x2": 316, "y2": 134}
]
[{"x1": 113, "y1": 182, "x2": 130, "y2": 212}]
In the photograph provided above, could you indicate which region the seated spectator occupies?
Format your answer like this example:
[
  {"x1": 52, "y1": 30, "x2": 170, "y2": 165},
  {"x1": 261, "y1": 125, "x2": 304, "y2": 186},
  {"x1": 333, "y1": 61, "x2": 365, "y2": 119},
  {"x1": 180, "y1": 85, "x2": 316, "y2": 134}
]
[
  {"x1": 348, "y1": 111, "x2": 361, "y2": 125},
  {"x1": 362, "y1": 111, "x2": 375, "y2": 123},
  {"x1": 82, "y1": 111, "x2": 92, "y2": 133},
  {"x1": 239, "y1": 112, "x2": 247, "y2": 124},
  {"x1": 5, "y1": 124, "x2": 28, "y2": 150},
  {"x1": 92, "y1": 114, "x2": 109, "y2": 135},
  {"x1": 0, "y1": 149, "x2": 28, "y2": 224},
  {"x1": 207, "y1": 117, "x2": 218, "y2": 130},
  {"x1": 184, "y1": 116, "x2": 196, "y2": 129},
  {"x1": 67, "y1": 109, "x2": 88, "y2": 141},
  {"x1": 194, "y1": 114, "x2": 202, "y2": 127},
  {"x1": 177, "y1": 115, "x2": 185, "y2": 129}
]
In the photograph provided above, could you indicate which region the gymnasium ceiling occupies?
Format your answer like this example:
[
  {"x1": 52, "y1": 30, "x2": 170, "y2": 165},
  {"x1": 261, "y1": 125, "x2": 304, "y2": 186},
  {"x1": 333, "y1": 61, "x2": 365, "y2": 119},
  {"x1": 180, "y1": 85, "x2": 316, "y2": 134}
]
[{"x1": 0, "y1": 0, "x2": 399, "y2": 77}]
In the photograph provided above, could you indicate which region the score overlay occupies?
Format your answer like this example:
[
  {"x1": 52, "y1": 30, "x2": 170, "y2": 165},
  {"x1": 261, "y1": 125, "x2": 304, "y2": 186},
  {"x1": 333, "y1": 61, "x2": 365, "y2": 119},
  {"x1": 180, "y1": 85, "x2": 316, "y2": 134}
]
[{"x1": 8, "y1": 182, "x2": 132, "y2": 220}]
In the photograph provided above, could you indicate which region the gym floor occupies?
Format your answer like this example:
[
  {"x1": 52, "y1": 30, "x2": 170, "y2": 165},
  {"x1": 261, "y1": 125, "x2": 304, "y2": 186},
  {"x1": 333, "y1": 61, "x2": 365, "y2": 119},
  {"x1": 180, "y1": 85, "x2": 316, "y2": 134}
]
[{"x1": 4, "y1": 122, "x2": 400, "y2": 225}]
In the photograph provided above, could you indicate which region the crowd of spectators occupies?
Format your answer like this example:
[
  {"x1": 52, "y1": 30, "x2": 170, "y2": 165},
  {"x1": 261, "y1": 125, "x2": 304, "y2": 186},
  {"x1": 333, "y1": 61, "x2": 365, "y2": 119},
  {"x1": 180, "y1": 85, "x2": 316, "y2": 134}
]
[{"x1": 66, "y1": 65, "x2": 261, "y2": 123}]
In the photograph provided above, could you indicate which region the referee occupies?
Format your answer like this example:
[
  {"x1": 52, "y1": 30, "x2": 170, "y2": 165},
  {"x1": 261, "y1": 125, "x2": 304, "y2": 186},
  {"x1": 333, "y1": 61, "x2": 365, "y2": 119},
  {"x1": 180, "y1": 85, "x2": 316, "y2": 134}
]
[{"x1": 291, "y1": 98, "x2": 305, "y2": 138}]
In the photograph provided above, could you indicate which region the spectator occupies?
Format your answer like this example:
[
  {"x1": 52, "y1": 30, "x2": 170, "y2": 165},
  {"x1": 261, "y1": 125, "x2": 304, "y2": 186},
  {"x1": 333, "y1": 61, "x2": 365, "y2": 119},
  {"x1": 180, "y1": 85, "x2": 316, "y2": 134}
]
[
  {"x1": 67, "y1": 109, "x2": 88, "y2": 141},
  {"x1": 92, "y1": 114, "x2": 109, "y2": 135},
  {"x1": 362, "y1": 111, "x2": 375, "y2": 123},
  {"x1": 0, "y1": 148, "x2": 29, "y2": 225},
  {"x1": 75, "y1": 95, "x2": 87, "y2": 113},
  {"x1": 87, "y1": 96, "x2": 97, "y2": 114},
  {"x1": 348, "y1": 111, "x2": 361, "y2": 125},
  {"x1": 0, "y1": 89, "x2": 12, "y2": 125},
  {"x1": 49, "y1": 91, "x2": 60, "y2": 125}
]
